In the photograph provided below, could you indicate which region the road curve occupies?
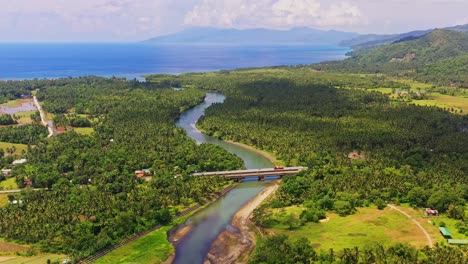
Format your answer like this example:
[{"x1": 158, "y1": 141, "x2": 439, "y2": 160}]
[
  {"x1": 388, "y1": 204, "x2": 433, "y2": 248},
  {"x1": 33, "y1": 96, "x2": 54, "y2": 138}
]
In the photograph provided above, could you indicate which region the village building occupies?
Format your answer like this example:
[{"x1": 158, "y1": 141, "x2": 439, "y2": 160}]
[
  {"x1": 1, "y1": 168, "x2": 12, "y2": 177},
  {"x1": 439, "y1": 227, "x2": 452, "y2": 239},
  {"x1": 12, "y1": 159, "x2": 27, "y2": 167},
  {"x1": 135, "y1": 170, "x2": 144, "y2": 178},
  {"x1": 424, "y1": 208, "x2": 439, "y2": 216},
  {"x1": 23, "y1": 178, "x2": 32, "y2": 186}
]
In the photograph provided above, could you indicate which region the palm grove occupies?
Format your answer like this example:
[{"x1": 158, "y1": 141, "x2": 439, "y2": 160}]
[
  {"x1": 146, "y1": 62, "x2": 467, "y2": 262},
  {"x1": 0, "y1": 77, "x2": 243, "y2": 258}
]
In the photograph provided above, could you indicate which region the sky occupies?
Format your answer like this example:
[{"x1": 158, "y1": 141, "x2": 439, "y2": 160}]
[{"x1": 0, "y1": 0, "x2": 467, "y2": 42}]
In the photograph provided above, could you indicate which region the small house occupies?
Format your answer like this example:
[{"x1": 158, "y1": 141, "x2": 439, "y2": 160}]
[
  {"x1": 424, "y1": 208, "x2": 439, "y2": 216},
  {"x1": 1, "y1": 169, "x2": 12, "y2": 177},
  {"x1": 24, "y1": 178, "x2": 32, "y2": 186},
  {"x1": 12, "y1": 159, "x2": 27, "y2": 167},
  {"x1": 135, "y1": 170, "x2": 144, "y2": 178}
]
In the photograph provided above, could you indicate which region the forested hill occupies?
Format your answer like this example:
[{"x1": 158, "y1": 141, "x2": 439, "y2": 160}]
[
  {"x1": 340, "y1": 23, "x2": 468, "y2": 48},
  {"x1": 314, "y1": 29, "x2": 468, "y2": 87}
]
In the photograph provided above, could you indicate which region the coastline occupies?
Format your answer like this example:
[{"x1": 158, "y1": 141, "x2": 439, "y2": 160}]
[{"x1": 204, "y1": 181, "x2": 279, "y2": 264}]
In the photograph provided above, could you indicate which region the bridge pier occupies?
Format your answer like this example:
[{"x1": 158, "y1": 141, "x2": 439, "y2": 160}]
[
  {"x1": 234, "y1": 177, "x2": 245, "y2": 182},
  {"x1": 258, "y1": 176, "x2": 265, "y2": 181}
]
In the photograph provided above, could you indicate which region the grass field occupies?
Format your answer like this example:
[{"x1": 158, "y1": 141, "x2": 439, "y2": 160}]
[
  {"x1": 0, "y1": 142, "x2": 28, "y2": 157},
  {"x1": 13, "y1": 111, "x2": 36, "y2": 124},
  {"x1": 412, "y1": 94, "x2": 468, "y2": 113},
  {"x1": 95, "y1": 213, "x2": 194, "y2": 264},
  {"x1": 73, "y1": 127, "x2": 95, "y2": 135},
  {"x1": 0, "y1": 178, "x2": 18, "y2": 191},
  {"x1": 0, "y1": 254, "x2": 66, "y2": 264},
  {"x1": 394, "y1": 204, "x2": 468, "y2": 245},
  {"x1": 0, "y1": 238, "x2": 67, "y2": 264},
  {"x1": 0, "y1": 194, "x2": 8, "y2": 207},
  {"x1": 265, "y1": 205, "x2": 434, "y2": 250},
  {"x1": 0, "y1": 99, "x2": 25, "y2": 108},
  {"x1": 368, "y1": 78, "x2": 468, "y2": 114}
]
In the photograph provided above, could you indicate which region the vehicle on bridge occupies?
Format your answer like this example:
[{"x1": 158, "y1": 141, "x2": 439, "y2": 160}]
[{"x1": 274, "y1": 166, "x2": 284, "y2": 170}]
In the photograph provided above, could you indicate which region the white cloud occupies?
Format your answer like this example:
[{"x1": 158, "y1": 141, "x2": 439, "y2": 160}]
[
  {"x1": 0, "y1": 0, "x2": 466, "y2": 41},
  {"x1": 184, "y1": 0, "x2": 363, "y2": 29},
  {"x1": 0, "y1": 0, "x2": 197, "y2": 41}
]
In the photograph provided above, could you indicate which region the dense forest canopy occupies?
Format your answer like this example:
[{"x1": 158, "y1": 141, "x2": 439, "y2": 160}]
[
  {"x1": 148, "y1": 68, "x2": 467, "y2": 261},
  {"x1": 0, "y1": 77, "x2": 243, "y2": 259}
]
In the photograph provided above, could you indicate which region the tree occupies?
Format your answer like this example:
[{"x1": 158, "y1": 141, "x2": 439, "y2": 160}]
[
  {"x1": 427, "y1": 190, "x2": 462, "y2": 212},
  {"x1": 334, "y1": 200, "x2": 355, "y2": 216},
  {"x1": 447, "y1": 205, "x2": 465, "y2": 220},
  {"x1": 375, "y1": 198, "x2": 387, "y2": 210},
  {"x1": 407, "y1": 187, "x2": 428, "y2": 208}
]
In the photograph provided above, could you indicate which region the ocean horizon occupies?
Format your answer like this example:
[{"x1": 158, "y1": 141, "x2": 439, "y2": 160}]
[{"x1": 0, "y1": 43, "x2": 350, "y2": 80}]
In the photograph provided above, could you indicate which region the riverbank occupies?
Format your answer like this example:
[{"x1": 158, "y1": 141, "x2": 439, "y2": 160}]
[
  {"x1": 89, "y1": 184, "x2": 237, "y2": 264},
  {"x1": 195, "y1": 121, "x2": 280, "y2": 167},
  {"x1": 225, "y1": 140, "x2": 280, "y2": 166},
  {"x1": 205, "y1": 181, "x2": 279, "y2": 264}
]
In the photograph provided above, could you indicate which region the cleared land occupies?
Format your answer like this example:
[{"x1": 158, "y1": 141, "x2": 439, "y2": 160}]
[
  {"x1": 0, "y1": 238, "x2": 66, "y2": 264},
  {"x1": 0, "y1": 254, "x2": 66, "y2": 264},
  {"x1": 391, "y1": 204, "x2": 468, "y2": 245},
  {"x1": 0, "y1": 99, "x2": 30, "y2": 108},
  {"x1": 412, "y1": 94, "x2": 468, "y2": 113},
  {"x1": 73, "y1": 127, "x2": 94, "y2": 135},
  {"x1": 264, "y1": 206, "x2": 435, "y2": 250},
  {"x1": 14, "y1": 110, "x2": 36, "y2": 124},
  {"x1": 0, "y1": 142, "x2": 28, "y2": 157},
  {"x1": 367, "y1": 78, "x2": 468, "y2": 114}
]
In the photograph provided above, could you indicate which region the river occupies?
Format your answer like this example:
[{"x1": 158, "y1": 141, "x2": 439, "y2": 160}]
[{"x1": 173, "y1": 93, "x2": 273, "y2": 264}]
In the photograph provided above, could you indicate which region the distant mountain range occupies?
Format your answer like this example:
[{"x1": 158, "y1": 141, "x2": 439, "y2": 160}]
[
  {"x1": 340, "y1": 23, "x2": 468, "y2": 48},
  {"x1": 142, "y1": 27, "x2": 359, "y2": 45}
]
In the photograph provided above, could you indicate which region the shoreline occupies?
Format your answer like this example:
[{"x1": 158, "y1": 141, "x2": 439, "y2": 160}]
[
  {"x1": 196, "y1": 123, "x2": 281, "y2": 166},
  {"x1": 204, "y1": 181, "x2": 279, "y2": 264},
  {"x1": 224, "y1": 140, "x2": 279, "y2": 165}
]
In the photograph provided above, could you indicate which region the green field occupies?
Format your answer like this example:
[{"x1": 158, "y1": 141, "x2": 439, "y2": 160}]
[
  {"x1": 265, "y1": 206, "x2": 435, "y2": 250},
  {"x1": 95, "y1": 213, "x2": 193, "y2": 264},
  {"x1": 0, "y1": 178, "x2": 18, "y2": 191},
  {"x1": 0, "y1": 142, "x2": 28, "y2": 157},
  {"x1": 394, "y1": 204, "x2": 468, "y2": 245},
  {"x1": 0, "y1": 238, "x2": 67, "y2": 264},
  {"x1": 14, "y1": 110, "x2": 36, "y2": 124},
  {"x1": 0, "y1": 99, "x2": 26, "y2": 108},
  {"x1": 0, "y1": 254, "x2": 66, "y2": 264},
  {"x1": 412, "y1": 94, "x2": 468, "y2": 113},
  {"x1": 0, "y1": 194, "x2": 8, "y2": 207},
  {"x1": 73, "y1": 127, "x2": 95, "y2": 135}
]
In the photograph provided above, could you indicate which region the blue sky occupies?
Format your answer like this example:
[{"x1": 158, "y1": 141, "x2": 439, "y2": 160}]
[{"x1": 0, "y1": 0, "x2": 467, "y2": 42}]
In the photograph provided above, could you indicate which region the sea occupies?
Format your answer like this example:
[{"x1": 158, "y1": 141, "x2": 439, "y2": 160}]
[{"x1": 0, "y1": 43, "x2": 350, "y2": 80}]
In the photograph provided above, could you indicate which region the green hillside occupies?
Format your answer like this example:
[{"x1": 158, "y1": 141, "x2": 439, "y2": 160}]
[
  {"x1": 417, "y1": 55, "x2": 468, "y2": 86},
  {"x1": 315, "y1": 29, "x2": 468, "y2": 87}
]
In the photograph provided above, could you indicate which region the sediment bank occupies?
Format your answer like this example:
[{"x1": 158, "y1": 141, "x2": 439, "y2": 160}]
[{"x1": 204, "y1": 182, "x2": 279, "y2": 264}]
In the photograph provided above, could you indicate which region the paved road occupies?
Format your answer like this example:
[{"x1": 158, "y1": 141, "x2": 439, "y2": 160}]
[
  {"x1": 388, "y1": 204, "x2": 433, "y2": 248},
  {"x1": 33, "y1": 96, "x2": 54, "y2": 138}
]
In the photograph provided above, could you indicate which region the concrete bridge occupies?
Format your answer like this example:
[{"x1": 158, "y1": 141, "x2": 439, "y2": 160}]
[{"x1": 192, "y1": 166, "x2": 307, "y2": 181}]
